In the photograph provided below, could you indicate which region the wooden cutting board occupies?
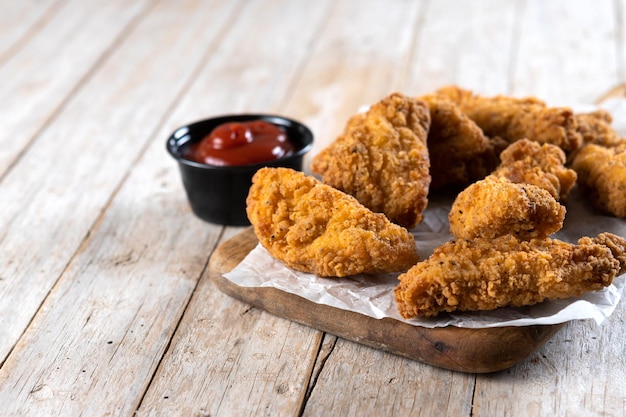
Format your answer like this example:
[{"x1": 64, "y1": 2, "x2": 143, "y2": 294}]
[{"x1": 208, "y1": 227, "x2": 564, "y2": 373}]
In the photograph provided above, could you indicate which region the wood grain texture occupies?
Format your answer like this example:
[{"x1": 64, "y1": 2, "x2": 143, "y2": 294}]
[
  {"x1": 301, "y1": 335, "x2": 475, "y2": 417},
  {"x1": 0, "y1": 0, "x2": 63, "y2": 63},
  {"x1": 279, "y1": 0, "x2": 426, "y2": 171},
  {"x1": 469, "y1": 3, "x2": 626, "y2": 415},
  {"x1": 472, "y1": 309, "x2": 626, "y2": 417},
  {"x1": 135, "y1": 0, "x2": 335, "y2": 414},
  {"x1": 512, "y1": 0, "x2": 620, "y2": 104},
  {"x1": 407, "y1": 0, "x2": 522, "y2": 96},
  {"x1": 0, "y1": 0, "x2": 153, "y2": 178},
  {"x1": 2, "y1": 0, "x2": 626, "y2": 415},
  {"x1": 0, "y1": 0, "x2": 156, "y2": 365},
  {"x1": 0, "y1": 0, "x2": 248, "y2": 414},
  {"x1": 209, "y1": 227, "x2": 564, "y2": 373},
  {"x1": 139, "y1": 1, "x2": 442, "y2": 415},
  {"x1": 135, "y1": 229, "x2": 321, "y2": 417}
]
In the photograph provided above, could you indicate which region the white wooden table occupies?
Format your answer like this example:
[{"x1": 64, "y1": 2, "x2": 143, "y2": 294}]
[{"x1": 1, "y1": 0, "x2": 625, "y2": 415}]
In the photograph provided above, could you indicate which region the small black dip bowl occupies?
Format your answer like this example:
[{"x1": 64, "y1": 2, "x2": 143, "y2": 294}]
[{"x1": 166, "y1": 114, "x2": 314, "y2": 226}]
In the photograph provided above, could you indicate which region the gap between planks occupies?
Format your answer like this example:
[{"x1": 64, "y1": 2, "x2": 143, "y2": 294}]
[
  {"x1": 298, "y1": 333, "x2": 338, "y2": 417},
  {"x1": 133, "y1": 226, "x2": 228, "y2": 412},
  {"x1": 0, "y1": 0, "x2": 159, "y2": 368},
  {"x1": 0, "y1": 0, "x2": 65, "y2": 66},
  {"x1": 0, "y1": 0, "x2": 156, "y2": 185}
]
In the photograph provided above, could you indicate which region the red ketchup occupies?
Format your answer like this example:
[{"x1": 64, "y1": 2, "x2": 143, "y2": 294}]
[{"x1": 185, "y1": 120, "x2": 295, "y2": 166}]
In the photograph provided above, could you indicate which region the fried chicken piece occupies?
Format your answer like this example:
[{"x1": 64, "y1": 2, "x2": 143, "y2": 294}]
[
  {"x1": 584, "y1": 232, "x2": 626, "y2": 274},
  {"x1": 435, "y1": 85, "x2": 582, "y2": 152},
  {"x1": 246, "y1": 167, "x2": 419, "y2": 277},
  {"x1": 571, "y1": 143, "x2": 626, "y2": 218},
  {"x1": 394, "y1": 233, "x2": 626, "y2": 318},
  {"x1": 311, "y1": 92, "x2": 431, "y2": 229},
  {"x1": 419, "y1": 94, "x2": 500, "y2": 189},
  {"x1": 448, "y1": 176, "x2": 565, "y2": 240},
  {"x1": 491, "y1": 138, "x2": 577, "y2": 201},
  {"x1": 576, "y1": 110, "x2": 622, "y2": 147}
]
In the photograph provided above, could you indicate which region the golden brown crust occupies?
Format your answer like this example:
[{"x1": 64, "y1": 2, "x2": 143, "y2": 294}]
[
  {"x1": 571, "y1": 143, "x2": 626, "y2": 218},
  {"x1": 449, "y1": 176, "x2": 565, "y2": 240},
  {"x1": 575, "y1": 110, "x2": 622, "y2": 147},
  {"x1": 419, "y1": 94, "x2": 500, "y2": 189},
  {"x1": 246, "y1": 167, "x2": 419, "y2": 277},
  {"x1": 583, "y1": 232, "x2": 626, "y2": 274},
  {"x1": 394, "y1": 234, "x2": 623, "y2": 318},
  {"x1": 492, "y1": 138, "x2": 577, "y2": 201},
  {"x1": 311, "y1": 92, "x2": 431, "y2": 229},
  {"x1": 434, "y1": 85, "x2": 582, "y2": 152}
]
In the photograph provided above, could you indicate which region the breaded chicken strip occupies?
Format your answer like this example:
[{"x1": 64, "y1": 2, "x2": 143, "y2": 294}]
[
  {"x1": 246, "y1": 167, "x2": 419, "y2": 277},
  {"x1": 576, "y1": 110, "x2": 622, "y2": 147},
  {"x1": 435, "y1": 85, "x2": 582, "y2": 152},
  {"x1": 584, "y1": 232, "x2": 626, "y2": 274},
  {"x1": 571, "y1": 143, "x2": 626, "y2": 218},
  {"x1": 419, "y1": 94, "x2": 501, "y2": 189},
  {"x1": 311, "y1": 92, "x2": 431, "y2": 229},
  {"x1": 448, "y1": 176, "x2": 565, "y2": 240},
  {"x1": 394, "y1": 233, "x2": 626, "y2": 318},
  {"x1": 491, "y1": 138, "x2": 577, "y2": 201}
]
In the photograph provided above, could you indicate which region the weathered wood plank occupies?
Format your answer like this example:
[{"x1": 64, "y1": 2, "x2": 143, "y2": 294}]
[
  {"x1": 279, "y1": 0, "x2": 428, "y2": 171},
  {"x1": 511, "y1": 0, "x2": 621, "y2": 104},
  {"x1": 0, "y1": 0, "x2": 63, "y2": 63},
  {"x1": 0, "y1": 0, "x2": 243, "y2": 383},
  {"x1": 0, "y1": 0, "x2": 153, "y2": 179},
  {"x1": 473, "y1": 302, "x2": 626, "y2": 416},
  {"x1": 135, "y1": 240, "x2": 322, "y2": 417},
  {"x1": 210, "y1": 227, "x2": 564, "y2": 373},
  {"x1": 135, "y1": 0, "x2": 335, "y2": 414},
  {"x1": 407, "y1": 0, "x2": 522, "y2": 96},
  {"x1": 1, "y1": 0, "x2": 624, "y2": 416},
  {"x1": 0, "y1": 140, "x2": 223, "y2": 416},
  {"x1": 287, "y1": 1, "x2": 519, "y2": 415},
  {"x1": 302, "y1": 336, "x2": 475, "y2": 417},
  {"x1": 469, "y1": 2, "x2": 626, "y2": 416},
  {"x1": 252, "y1": 0, "x2": 482, "y2": 415}
]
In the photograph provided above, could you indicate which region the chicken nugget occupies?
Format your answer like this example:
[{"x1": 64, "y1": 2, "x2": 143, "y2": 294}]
[
  {"x1": 492, "y1": 138, "x2": 577, "y2": 201},
  {"x1": 435, "y1": 85, "x2": 582, "y2": 152},
  {"x1": 246, "y1": 167, "x2": 419, "y2": 277},
  {"x1": 448, "y1": 176, "x2": 565, "y2": 240},
  {"x1": 311, "y1": 92, "x2": 431, "y2": 229},
  {"x1": 394, "y1": 233, "x2": 626, "y2": 318},
  {"x1": 571, "y1": 143, "x2": 626, "y2": 218}
]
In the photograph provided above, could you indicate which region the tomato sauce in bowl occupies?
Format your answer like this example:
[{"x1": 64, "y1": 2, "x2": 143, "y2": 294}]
[
  {"x1": 184, "y1": 120, "x2": 296, "y2": 166},
  {"x1": 166, "y1": 114, "x2": 313, "y2": 226}
]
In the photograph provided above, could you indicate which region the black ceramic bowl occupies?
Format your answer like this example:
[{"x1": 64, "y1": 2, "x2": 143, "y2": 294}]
[{"x1": 167, "y1": 114, "x2": 314, "y2": 226}]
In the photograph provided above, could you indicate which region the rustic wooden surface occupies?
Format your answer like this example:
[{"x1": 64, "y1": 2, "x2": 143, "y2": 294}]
[
  {"x1": 0, "y1": 0, "x2": 625, "y2": 415},
  {"x1": 209, "y1": 227, "x2": 565, "y2": 374}
]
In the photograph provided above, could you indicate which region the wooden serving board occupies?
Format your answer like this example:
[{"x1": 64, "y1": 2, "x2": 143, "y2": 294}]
[{"x1": 209, "y1": 227, "x2": 565, "y2": 373}]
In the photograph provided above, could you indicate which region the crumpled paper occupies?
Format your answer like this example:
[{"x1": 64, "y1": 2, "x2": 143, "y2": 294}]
[{"x1": 224, "y1": 99, "x2": 626, "y2": 329}]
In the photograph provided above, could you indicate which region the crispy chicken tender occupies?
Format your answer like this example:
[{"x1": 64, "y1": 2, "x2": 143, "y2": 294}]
[
  {"x1": 449, "y1": 176, "x2": 565, "y2": 240},
  {"x1": 246, "y1": 167, "x2": 419, "y2": 277},
  {"x1": 491, "y1": 138, "x2": 577, "y2": 201},
  {"x1": 571, "y1": 143, "x2": 626, "y2": 218},
  {"x1": 576, "y1": 110, "x2": 622, "y2": 147},
  {"x1": 435, "y1": 85, "x2": 582, "y2": 152},
  {"x1": 584, "y1": 232, "x2": 626, "y2": 275},
  {"x1": 311, "y1": 92, "x2": 431, "y2": 229},
  {"x1": 419, "y1": 94, "x2": 501, "y2": 189},
  {"x1": 394, "y1": 233, "x2": 626, "y2": 318}
]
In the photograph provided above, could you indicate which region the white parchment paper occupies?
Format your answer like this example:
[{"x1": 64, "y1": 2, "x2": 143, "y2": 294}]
[{"x1": 224, "y1": 100, "x2": 626, "y2": 329}]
